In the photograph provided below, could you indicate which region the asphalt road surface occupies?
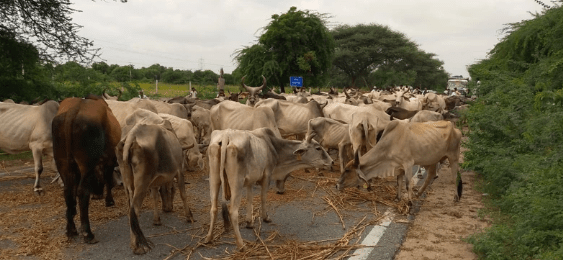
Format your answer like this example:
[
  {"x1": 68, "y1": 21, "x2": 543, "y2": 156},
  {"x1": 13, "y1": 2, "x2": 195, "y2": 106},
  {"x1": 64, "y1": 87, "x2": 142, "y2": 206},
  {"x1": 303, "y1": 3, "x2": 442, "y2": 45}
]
[{"x1": 0, "y1": 162, "x2": 428, "y2": 259}]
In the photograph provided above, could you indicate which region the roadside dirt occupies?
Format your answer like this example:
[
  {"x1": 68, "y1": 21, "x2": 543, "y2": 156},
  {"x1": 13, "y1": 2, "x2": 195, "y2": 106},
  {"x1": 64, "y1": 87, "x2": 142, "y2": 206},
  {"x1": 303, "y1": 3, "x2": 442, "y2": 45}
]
[{"x1": 395, "y1": 140, "x2": 492, "y2": 259}]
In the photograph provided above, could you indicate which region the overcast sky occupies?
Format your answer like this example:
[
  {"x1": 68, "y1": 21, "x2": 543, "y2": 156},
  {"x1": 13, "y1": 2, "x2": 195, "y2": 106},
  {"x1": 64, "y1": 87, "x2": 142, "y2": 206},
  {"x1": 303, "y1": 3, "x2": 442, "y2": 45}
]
[{"x1": 70, "y1": 0, "x2": 545, "y2": 78}]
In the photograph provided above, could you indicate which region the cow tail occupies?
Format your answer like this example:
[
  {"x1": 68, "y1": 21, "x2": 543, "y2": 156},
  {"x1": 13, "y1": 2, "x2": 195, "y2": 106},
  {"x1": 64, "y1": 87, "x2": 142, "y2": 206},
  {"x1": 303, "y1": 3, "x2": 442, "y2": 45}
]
[
  {"x1": 122, "y1": 134, "x2": 136, "y2": 164},
  {"x1": 219, "y1": 134, "x2": 231, "y2": 230},
  {"x1": 219, "y1": 134, "x2": 230, "y2": 201},
  {"x1": 362, "y1": 118, "x2": 374, "y2": 148}
]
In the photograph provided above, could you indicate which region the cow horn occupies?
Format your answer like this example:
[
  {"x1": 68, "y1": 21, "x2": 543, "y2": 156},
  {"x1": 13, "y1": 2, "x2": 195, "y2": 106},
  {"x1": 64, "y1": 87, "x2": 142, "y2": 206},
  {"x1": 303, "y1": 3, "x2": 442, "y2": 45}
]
[
  {"x1": 306, "y1": 132, "x2": 317, "y2": 143},
  {"x1": 102, "y1": 88, "x2": 109, "y2": 99},
  {"x1": 259, "y1": 75, "x2": 266, "y2": 91},
  {"x1": 241, "y1": 75, "x2": 248, "y2": 89},
  {"x1": 117, "y1": 89, "x2": 122, "y2": 100},
  {"x1": 344, "y1": 88, "x2": 351, "y2": 98}
]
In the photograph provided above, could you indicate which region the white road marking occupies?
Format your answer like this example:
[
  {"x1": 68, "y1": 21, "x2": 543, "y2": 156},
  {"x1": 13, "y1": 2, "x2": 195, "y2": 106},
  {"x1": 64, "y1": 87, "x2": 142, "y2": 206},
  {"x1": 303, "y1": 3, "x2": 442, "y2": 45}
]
[{"x1": 349, "y1": 211, "x2": 394, "y2": 260}]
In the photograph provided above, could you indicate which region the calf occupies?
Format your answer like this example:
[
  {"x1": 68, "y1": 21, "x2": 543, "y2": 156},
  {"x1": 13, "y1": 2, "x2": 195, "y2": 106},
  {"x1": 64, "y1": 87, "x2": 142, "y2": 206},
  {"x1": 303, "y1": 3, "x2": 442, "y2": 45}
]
[
  {"x1": 52, "y1": 96, "x2": 121, "y2": 244},
  {"x1": 116, "y1": 121, "x2": 195, "y2": 254},
  {"x1": 204, "y1": 128, "x2": 333, "y2": 248},
  {"x1": 306, "y1": 117, "x2": 352, "y2": 174}
]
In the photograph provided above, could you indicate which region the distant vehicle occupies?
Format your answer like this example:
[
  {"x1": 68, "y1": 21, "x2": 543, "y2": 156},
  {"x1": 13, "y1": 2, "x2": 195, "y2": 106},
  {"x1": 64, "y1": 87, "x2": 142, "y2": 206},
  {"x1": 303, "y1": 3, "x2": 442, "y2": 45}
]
[{"x1": 447, "y1": 76, "x2": 469, "y2": 96}]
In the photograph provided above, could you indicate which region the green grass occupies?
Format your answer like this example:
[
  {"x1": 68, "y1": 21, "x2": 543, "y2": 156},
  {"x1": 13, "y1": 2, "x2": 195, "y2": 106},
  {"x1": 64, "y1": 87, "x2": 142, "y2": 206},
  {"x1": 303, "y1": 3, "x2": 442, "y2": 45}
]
[
  {"x1": 0, "y1": 151, "x2": 34, "y2": 161},
  {"x1": 137, "y1": 83, "x2": 245, "y2": 99}
]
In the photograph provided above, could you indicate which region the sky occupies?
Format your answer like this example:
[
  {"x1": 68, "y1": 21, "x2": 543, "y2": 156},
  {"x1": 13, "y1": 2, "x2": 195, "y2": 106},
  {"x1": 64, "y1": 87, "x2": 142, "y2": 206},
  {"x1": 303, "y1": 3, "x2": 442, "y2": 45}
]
[{"x1": 70, "y1": 0, "x2": 546, "y2": 78}]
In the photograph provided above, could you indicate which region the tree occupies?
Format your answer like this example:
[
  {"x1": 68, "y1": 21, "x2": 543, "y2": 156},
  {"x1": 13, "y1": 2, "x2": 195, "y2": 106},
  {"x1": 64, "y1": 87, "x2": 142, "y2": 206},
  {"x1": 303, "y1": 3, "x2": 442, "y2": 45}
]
[
  {"x1": 234, "y1": 6, "x2": 335, "y2": 92},
  {"x1": 1, "y1": 0, "x2": 126, "y2": 64},
  {"x1": 331, "y1": 23, "x2": 447, "y2": 89}
]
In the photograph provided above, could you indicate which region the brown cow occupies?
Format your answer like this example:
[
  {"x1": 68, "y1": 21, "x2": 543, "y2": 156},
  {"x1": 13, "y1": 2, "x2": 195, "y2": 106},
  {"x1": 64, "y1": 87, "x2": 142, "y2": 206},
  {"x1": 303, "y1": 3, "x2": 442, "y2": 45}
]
[{"x1": 52, "y1": 95, "x2": 121, "y2": 244}]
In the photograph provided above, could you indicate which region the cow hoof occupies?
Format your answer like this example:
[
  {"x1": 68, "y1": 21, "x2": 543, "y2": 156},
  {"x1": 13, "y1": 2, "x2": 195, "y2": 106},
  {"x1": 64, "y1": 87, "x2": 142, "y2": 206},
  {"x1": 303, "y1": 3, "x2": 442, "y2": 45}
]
[
  {"x1": 133, "y1": 245, "x2": 152, "y2": 255},
  {"x1": 92, "y1": 194, "x2": 103, "y2": 200},
  {"x1": 263, "y1": 217, "x2": 272, "y2": 223},
  {"x1": 67, "y1": 230, "x2": 78, "y2": 238},
  {"x1": 276, "y1": 191, "x2": 285, "y2": 195},
  {"x1": 34, "y1": 188, "x2": 45, "y2": 196},
  {"x1": 84, "y1": 235, "x2": 98, "y2": 244},
  {"x1": 245, "y1": 223, "x2": 254, "y2": 229}
]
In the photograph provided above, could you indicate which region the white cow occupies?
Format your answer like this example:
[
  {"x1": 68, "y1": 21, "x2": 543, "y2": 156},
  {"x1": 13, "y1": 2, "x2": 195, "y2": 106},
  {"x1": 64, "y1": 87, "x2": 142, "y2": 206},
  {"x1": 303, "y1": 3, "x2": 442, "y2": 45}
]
[
  {"x1": 0, "y1": 101, "x2": 60, "y2": 195},
  {"x1": 204, "y1": 128, "x2": 333, "y2": 248}
]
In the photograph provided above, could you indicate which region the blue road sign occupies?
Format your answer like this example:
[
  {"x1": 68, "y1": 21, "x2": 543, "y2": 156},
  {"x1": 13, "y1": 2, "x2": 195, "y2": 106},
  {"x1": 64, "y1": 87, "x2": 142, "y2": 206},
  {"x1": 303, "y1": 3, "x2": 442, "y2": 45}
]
[{"x1": 290, "y1": 76, "x2": 303, "y2": 87}]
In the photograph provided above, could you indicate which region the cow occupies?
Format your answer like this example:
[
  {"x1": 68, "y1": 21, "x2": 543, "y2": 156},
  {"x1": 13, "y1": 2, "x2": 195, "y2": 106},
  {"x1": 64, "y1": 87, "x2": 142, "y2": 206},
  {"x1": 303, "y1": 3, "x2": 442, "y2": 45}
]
[
  {"x1": 105, "y1": 99, "x2": 158, "y2": 127},
  {"x1": 204, "y1": 128, "x2": 333, "y2": 248},
  {"x1": 116, "y1": 121, "x2": 195, "y2": 254},
  {"x1": 394, "y1": 89, "x2": 423, "y2": 111},
  {"x1": 255, "y1": 99, "x2": 326, "y2": 139},
  {"x1": 190, "y1": 105, "x2": 212, "y2": 145},
  {"x1": 121, "y1": 109, "x2": 204, "y2": 171},
  {"x1": 226, "y1": 90, "x2": 242, "y2": 102},
  {"x1": 336, "y1": 120, "x2": 462, "y2": 203},
  {"x1": 306, "y1": 117, "x2": 352, "y2": 174},
  {"x1": 386, "y1": 106, "x2": 419, "y2": 120},
  {"x1": 323, "y1": 102, "x2": 388, "y2": 124},
  {"x1": 348, "y1": 110, "x2": 388, "y2": 157},
  {"x1": 410, "y1": 110, "x2": 444, "y2": 123},
  {"x1": 0, "y1": 100, "x2": 60, "y2": 195},
  {"x1": 241, "y1": 75, "x2": 266, "y2": 107},
  {"x1": 158, "y1": 113, "x2": 205, "y2": 171},
  {"x1": 52, "y1": 96, "x2": 121, "y2": 244},
  {"x1": 210, "y1": 100, "x2": 282, "y2": 138},
  {"x1": 147, "y1": 100, "x2": 189, "y2": 119},
  {"x1": 422, "y1": 92, "x2": 446, "y2": 113}
]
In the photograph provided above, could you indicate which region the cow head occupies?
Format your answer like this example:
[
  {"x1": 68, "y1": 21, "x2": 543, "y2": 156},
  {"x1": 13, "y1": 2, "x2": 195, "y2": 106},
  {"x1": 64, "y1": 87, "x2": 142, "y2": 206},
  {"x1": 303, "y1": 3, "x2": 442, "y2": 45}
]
[
  {"x1": 241, "y1": 75, "x2": 266, "y2": 107},
  {"x1": 336, "y1": 152, "x2": 370, "y2": 191},
  {"x1": 159, "y1": 182, "x2": 176, "y2": 212},
  {"x1": 227, "y1": 90, "x2": 242, "y2": 102},
  {"x1": 293, "y1": 133, "x2": 333, "y2": 170}
]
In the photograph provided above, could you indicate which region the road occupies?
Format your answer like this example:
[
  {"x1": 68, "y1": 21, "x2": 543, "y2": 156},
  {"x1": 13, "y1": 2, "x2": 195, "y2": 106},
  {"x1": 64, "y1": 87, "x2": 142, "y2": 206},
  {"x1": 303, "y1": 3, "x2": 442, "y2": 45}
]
[{"x1": 0, "y1": 161, "x2": 429, "y2": 259}]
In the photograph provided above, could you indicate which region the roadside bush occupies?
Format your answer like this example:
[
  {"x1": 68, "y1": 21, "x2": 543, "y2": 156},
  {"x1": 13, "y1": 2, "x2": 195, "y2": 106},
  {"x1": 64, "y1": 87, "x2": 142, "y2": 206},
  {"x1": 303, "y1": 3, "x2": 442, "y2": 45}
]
[{"x1": 465, "y1": 5, "x2": 563, "y2": 259}]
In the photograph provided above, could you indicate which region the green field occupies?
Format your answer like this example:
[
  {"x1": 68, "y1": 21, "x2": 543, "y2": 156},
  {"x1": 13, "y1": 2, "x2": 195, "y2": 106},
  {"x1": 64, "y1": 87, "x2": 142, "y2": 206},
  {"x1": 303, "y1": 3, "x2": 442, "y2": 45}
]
[{"x1": 137, "y1": 83, "x2": 246, "y2": 99}]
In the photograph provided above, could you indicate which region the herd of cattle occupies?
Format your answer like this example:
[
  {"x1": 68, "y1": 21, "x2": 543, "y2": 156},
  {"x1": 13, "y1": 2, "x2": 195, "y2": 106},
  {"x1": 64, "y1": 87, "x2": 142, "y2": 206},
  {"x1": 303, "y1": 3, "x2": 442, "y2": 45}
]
[{"x1": 0, "y1": 78, "x2": 467, "y2": 254}]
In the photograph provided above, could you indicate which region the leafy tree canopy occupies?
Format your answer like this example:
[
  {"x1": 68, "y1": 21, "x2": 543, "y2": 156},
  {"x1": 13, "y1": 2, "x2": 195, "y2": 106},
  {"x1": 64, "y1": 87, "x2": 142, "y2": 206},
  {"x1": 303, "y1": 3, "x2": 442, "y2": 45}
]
[
  {"x1": 234, "y1": 6, "x2": 335, "y2": 92},
  {"x1": 331, "y1": 23, "x2": 447, "y2": 89}
]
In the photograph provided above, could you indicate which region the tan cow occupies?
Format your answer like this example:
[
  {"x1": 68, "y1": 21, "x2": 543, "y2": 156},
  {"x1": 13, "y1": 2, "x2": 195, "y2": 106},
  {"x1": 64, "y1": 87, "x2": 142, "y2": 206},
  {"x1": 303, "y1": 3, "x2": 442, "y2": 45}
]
[
  {"x1": 422, "y1": 92, "x2": 446, "y2": 113},
  {"x1": 337, "y1": 120, "x2": 462, "y2": 203},
  {"x1": 0, "y1": 100, "x2": 60, "y2": 195},
  {"x1": 105, "y1": 99, "x2": 158, "y2": 127},
  {"x1": 204, "y1": 128, "x2": 333, "y2": 248},
  {"x1": 116, "y1": 121, "x2": 194, "y2": 254},
  {"x1": 158, "y1": 113, "x2": 204, "y2": 171},
  {"x1": 348, "y1": 110, "x2": 389, "y2": 156},
  {"x1": 306, "y1": 117, "x2": 352, "y2": 174},
  {"x1": 255, "y1": 99, "x2": 326, "y2": 139},
  {"x1": 210, "y1": 100, "x2": 282, "y2": 138},
  {"x1": 190, "y1": 105, "x2": 211, "y2": 145},
  {"x1": 148, "y1": 100, "x2": 189, "y2": 119}
]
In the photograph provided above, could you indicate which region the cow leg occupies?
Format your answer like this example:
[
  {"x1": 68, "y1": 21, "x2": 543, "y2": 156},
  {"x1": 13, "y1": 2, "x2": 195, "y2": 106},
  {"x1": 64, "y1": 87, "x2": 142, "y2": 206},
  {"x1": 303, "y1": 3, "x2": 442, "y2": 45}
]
[
  {"x1": 225, "y1": 169, "x2": 245, "y2": 248},
  {"x1": 205, "y1": 145, "x2": 221, "y2": 244},
  {"x1": 244, "y1": 185, "x2": 254, "y2": 229},
  {"x1": 404, "y1": 165, "x2": 415, "y2": 203},
  {"x1": 129, "y1": 185, "x2": 152, "y2": 254},
  {"x1": 103, "y1": 159, "x2": 116, "y2": 207},
  {"x1": 61, "y1": 163, "x2": 78, "y2": 238},
  {"x1": 275, "y1": 174, "x2": 291, "y2": 194},
  {"x1": 175, "y1": 169, "x2": 195, "y2": 223},
  {"x1": 338, "y1": 143, "x2": 347, "y2": 174},
  {"x1": 449, "y1": 159, "x2": 461, "y2": 202},
  {"x1": 260, "y1": 175, "x2": 271, "y2": 223},
  {"x1": 30, "y1": 145, "x2": 44, "y2": 196},
  {"x1": 77, "y1": 173, "x2": 97, "y2": 244},
  {"x1": 151, "y1": 188, "x2": 162, "y2": 226},
  {"x1": 416, "y1": 164, "x2": 437, "y2": 197},
  {"x1": 395, "y1": 169, "x2": 404, "y2": 202}
]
